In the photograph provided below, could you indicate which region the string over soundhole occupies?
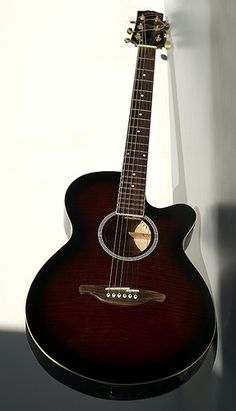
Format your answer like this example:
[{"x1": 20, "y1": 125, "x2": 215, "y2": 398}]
[{"x1": 98, "y1": 212, "x2": 158, "y2": 261}]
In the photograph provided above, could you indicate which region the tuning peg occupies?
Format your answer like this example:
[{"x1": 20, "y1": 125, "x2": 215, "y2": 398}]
[
  {"x1": 129, "y1": 20, "x2": 136, "y2": 24},
  {"x1": 164, "y1": 22, "x2": 170, "y2": 31},
  {"x1": 137, "y1": 23, "x2": 143, "y2": 30},
  {"x1": 135, "y1": 32, "x2": 142, "y2": 40},
  {"x1": 124, "y1": 38, "x2": 131, "y2": 43},
  {"x1": 154, "y1": 25, "x2": 161, "y2": 32},
  {"x1": 127, "y1": 28, "x2": 133, "y2": 35},
  {"x1": 139, "y1": 14, "x2": 145, "y2": 21},
  {"x1": 164, "y1": 40, "x2": 172, "y2": 50}
]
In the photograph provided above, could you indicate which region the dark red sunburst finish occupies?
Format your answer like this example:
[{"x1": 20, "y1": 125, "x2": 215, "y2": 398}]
[{"x1": 26, "y1": 171, "x2": 216, "y2": 400}]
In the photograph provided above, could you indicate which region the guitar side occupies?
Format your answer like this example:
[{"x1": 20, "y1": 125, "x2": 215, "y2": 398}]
[{"x1": 26, "y1": 171, "x2": 217, "y2": 400}]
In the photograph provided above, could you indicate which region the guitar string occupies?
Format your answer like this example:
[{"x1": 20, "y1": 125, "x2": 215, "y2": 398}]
[
  {"x1": 115, "y1": 44, "x2": 146, "y2": 290},
  {"x1": 118, "y1": 28, "x2": 156, "y2": 290},
  {"x1": 108, "y1": 43, "x2": 146, "y2": 291},
  {"x1": 107, "y1": 39, "x2": 142, "y2": 291},
  {"x1": 123, "y1": 24, "x2": 157, "y2": 290},
  {"x1": 107, "y1": 15, "x2": 156, "y2": 294},
  {"x1": 118, "y1": 35, "x2": 149, "y2": 290},
  {"x1": 128, "y1": 30, "x2": 151, "y2": 291}
]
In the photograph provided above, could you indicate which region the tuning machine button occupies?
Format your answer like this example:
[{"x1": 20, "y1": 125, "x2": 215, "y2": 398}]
[
  {"x1": 127, "y1": 27, "x2": 133, "y2": 35},
  {"x1": 164, "y1": 40, "x2": 172, "y2": 50},
  {"x1": 124, "y1": 38, "x2": 131, "y2": 43},
  {"x1": 154, "y1": 25, "x2": 162, "y2": 32},
  {"x1": 129, "y1": 20, "x2": 136, "y2": 24},
  {"x1": 164, "y1": 22, "x2": 170, "y2": 31},
  {"x1": 135, "y1": 32, "x2": 142, "y2": 40}
]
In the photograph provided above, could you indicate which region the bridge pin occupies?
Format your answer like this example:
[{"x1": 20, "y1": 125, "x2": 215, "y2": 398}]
[
  {"x1": 112, "y1": 293, "x2": 116, "y2": 298},
  {"x1": 128, "y1": 294, "x2": 132, "y2": 299},
  {"x1": 123, "y1": 293, "x2": 127, "y2": 298},
  {"x1": 134, "y1": 294, "x2": 138, "y2": 299},
  {"x1": 117, "y1": 293, "x2": 121, "y2": 298},
  {"x1": 106, "y1": 292, "x2": 111, "y2": 298}
]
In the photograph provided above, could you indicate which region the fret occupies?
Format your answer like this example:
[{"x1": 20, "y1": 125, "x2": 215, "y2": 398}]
[
  {"x1": 117, "y1": 201, "x2": 145, "y2": 208},
  {"x1": 117, "y1": 203, "x2": 145, "y2": 211},
  {"x1": 132, "y1": 98, "x2": 151, "y2": 103},
  {"x1": 127, "y1": 135, "x2": 149, "y2": 141},
  {"x1": 135, "y1": 79, "x2": 154, "y2": 83},
  {"x1": 121, "y1": 170, "x2": 146, "y2": 179},
  {"x1": 117, "y1": 198, "x2": 144, "y2": 206},
  {"x1": 117, "y1": 204, "x2": 145, "y2": 212},
  {"x1": 127, "y1": 139, "x2": 149, "y2": 147},
  {"x1": 129, "y1": 117, "x2": 151, "y2": 122},
  {"x1": 118, "y1": 192, "x2": 145, "y2": 199},
  {"x1": 124, "y1": 157, "x2": 147, "y2": 163},
  {"x1": 117, "y1": 212, "x2": 144, "y2": 218},
  {"x1": 118, "y1": 194, "x2": 145, "y2": 201},
  {"x1": 130, "y1": 109, "x2": 151, "y2": 113},
  {"x1": 116, "y1": 46, "x2": 156, "y2": 216},
  {"x1": 138, "y1": 57, "x2": 155, "y2": 61},
  {"x1": 118, "y1": 190, "x2": 145, "y2": 196},
  {"x1": 136, "y1": 68, "x2": 154, "y2": 73},
  {"x1": 133, "y1": 84, "x2": 153, "y2": 92},
  {"x1": 121, "y1": 175, "x2": 146, "y2": 181},
  {"x1": 119, "y1": 182, "x2": 146, "y2": 188},
  {"x1": 133, "y1": 89, "x2": 153, "y2": 93},
  {"x1": 130, "y1": 125, "x2": 151, "y2": 130},
  {"x1": 127, "y1": 141, "x2": 149, "y2": 146},
  {"x1": 123, "y1": 163, "x2": 147, "y2": 168},
  {"x1": 125, "y1": 149, "x2": 148, "y2": 154}
]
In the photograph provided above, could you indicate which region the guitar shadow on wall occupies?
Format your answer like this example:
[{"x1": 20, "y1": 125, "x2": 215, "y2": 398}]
[
  {"x1": 214, "y1": 205, "x2": 236, "y2": 408},
  {"x1": 167, "y1": 5, "x2": 236, "y2": 406},
  {"x1": 167, "y1": 51, "x2": 210, "y2": 287},
  {"x1": 209, "y1": 0, "x2": 236, "y2": 407},
  {"x1": 166, "y1": 50, "x2": 218, "y2": 410}
]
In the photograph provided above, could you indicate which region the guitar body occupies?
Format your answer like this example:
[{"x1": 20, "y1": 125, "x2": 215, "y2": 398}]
[{"x1": 26, "y1": 171, "x2": 216, "y2": 400}]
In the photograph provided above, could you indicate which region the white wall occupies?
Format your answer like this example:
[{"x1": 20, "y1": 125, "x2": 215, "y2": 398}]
[{"x1": 0, "y1": 0, "x2": 170, "y2": 332}]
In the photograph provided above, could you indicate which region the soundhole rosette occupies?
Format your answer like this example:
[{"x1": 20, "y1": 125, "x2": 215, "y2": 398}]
[{"x1": 98, "y1": 212, "x2": 158, "y2": 261}]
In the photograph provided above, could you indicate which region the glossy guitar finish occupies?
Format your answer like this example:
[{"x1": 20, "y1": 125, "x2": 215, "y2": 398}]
[
  {"x1": 26, "y1": 10, "x2": 216, "y2": 400},
  {"x1": 26, "y1": 171, "x2": 216, "y2": 400}
]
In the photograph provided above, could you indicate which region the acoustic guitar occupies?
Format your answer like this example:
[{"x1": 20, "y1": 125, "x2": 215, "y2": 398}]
[{"x1": 26, "y1": 10, "x2": 217, "y2": 400}]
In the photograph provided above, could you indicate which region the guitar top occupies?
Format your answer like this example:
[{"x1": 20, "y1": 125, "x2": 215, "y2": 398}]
[{"x1": 26, "y1": 10, "x2": 217, "y2": 400}]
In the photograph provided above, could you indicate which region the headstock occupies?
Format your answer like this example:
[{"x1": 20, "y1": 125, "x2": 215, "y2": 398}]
[{"x1": 124, "y1": 10, "x2": 171, "y2": 50}]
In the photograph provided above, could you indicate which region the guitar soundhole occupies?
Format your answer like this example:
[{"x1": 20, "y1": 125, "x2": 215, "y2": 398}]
[{"x1": 98, "y1": 212, "x2": 158, "y2": 261}]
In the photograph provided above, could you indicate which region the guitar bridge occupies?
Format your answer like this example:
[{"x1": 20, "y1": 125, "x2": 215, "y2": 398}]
[{"x1": 79, "y1": 285, "x2": 166, "y2": 306}]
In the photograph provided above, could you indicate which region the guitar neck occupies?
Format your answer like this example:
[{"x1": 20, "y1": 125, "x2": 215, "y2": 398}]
[{"x1": 116, "y1": 46, "x2": 156, "y2": 217}]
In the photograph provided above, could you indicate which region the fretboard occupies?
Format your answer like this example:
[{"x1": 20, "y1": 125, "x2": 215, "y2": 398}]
[{"x1": 116, "y1": 46, "x2": 156, "y2": 217}]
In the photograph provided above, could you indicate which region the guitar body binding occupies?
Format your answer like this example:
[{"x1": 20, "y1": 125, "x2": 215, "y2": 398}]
[{"x1": 26, "y1": 171, "x2": 217, "y2": 400}]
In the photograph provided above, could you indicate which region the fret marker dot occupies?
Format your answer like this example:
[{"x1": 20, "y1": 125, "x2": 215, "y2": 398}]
[
  {"x1": 131, "y1": 184, "x2": 135, "y2": 188},
  {"x1": 142, "y1": 154, "x2": 146, "y2": 157},
  {"x1": 139, "y1": 113, "x2": 142, "y2": 116},
  {"x1": 143, "y1": 73, "x2": 146, "y2": 77},
  {"x1": 141, "y1": 94, "x2": 144, "y2": 98},
  {"x1": 132, "y1": 173, "x2": 136, "y2": 176},
  {"x1": 137, "y1": 129, "x2": 140, "y2": 133}
]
